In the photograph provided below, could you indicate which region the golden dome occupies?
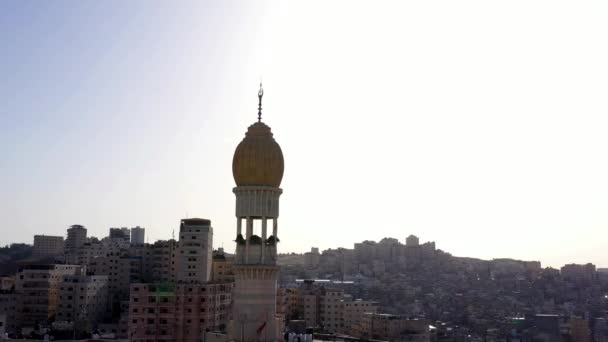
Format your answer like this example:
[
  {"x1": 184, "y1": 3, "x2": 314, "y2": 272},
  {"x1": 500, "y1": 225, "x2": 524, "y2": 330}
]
[{"x1": 232, "y1": 121, "x2": 284, "y2": 187}]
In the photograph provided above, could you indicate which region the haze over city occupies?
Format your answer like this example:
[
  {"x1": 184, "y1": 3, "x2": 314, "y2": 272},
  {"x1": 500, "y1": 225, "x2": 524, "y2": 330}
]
[{"x1": 2, "y1": 1, "x2": 608, "y2": 268}]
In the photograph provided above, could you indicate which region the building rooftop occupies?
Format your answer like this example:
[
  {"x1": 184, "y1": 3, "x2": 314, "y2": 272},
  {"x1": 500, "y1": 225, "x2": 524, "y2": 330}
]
[{"x1": 181, "y1": 218, "x2": 211, "y2": 226}]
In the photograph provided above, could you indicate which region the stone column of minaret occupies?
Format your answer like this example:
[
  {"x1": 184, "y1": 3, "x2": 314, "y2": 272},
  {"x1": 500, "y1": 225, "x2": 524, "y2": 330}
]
[{"x1": 228, "y1": 84, "x2": 285, "y2": 342}]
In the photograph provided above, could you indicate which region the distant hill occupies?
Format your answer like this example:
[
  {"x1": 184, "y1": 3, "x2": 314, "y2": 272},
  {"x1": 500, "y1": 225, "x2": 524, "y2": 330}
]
[{"x1": 0, "y1": 243, "x2": 33, "y2": 276}]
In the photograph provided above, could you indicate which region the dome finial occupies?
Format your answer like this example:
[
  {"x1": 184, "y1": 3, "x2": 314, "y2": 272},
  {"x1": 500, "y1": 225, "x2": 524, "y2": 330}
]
[{"x1": 257, "y1": 81, "x2": 264, "y2": 122}]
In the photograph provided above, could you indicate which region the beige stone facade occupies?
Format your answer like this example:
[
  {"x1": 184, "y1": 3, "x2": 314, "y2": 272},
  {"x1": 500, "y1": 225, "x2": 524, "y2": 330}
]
[
  {"x1": 276, "y1": 288, "x2": 300, "y2": 321},
  {"x1": 282, "y1": 281, "x2": 379, "y2": 335},
  {"x1": 341, "y1": 297, "x2": 378, "y2": 335},
  {"x1": 212, "y1": 250, "x2": 234, "y2": 283},
  {"x1": 355, "y1": 313, "x2": 429, "y2": 341}
]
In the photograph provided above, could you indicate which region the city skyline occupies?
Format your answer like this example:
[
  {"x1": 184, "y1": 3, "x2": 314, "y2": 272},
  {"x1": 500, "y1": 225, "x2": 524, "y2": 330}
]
[{"x1": 2, "y1": 1, "x2": 608, "y2": 269}]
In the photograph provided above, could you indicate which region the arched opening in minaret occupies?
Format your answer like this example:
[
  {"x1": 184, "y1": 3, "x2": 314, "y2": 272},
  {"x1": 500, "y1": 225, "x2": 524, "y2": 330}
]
[
  {"x1": 234, "y1": 215, "x2": 279, "y2": 265},
  {"x1": 252, "y1": 219, "x2": 263, "y2": 239}
]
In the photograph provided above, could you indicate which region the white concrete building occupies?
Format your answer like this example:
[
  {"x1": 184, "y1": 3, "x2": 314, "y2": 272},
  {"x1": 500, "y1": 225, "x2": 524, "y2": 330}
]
[{"x1": 177, "y1": 218, "x2": 213, "y2": 284}]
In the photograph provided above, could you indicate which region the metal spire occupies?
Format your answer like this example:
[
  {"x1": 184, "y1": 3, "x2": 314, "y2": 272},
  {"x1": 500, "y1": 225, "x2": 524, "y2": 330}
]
[{"x1": 257, "y1": 82, "x2": 264, "y2": 122}]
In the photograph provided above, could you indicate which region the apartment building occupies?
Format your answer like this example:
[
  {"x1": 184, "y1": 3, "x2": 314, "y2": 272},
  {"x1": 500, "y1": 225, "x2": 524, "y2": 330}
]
[
  {"x1": 320, "y1": 288, "x2": 344, "y2": 333},
  {"x1": 33, "y1": 235, "x2": 64, "y2": 258},
  {"x1": 341, "y1": 296, "x2": 378, "y2": 334},
  {"x1": 0, "y1": 287, "x2": 17, "y2": 334},
  {"x1": 177, "y1": 218, "x2": 213, "y2": 284},
  {"x1": 355, "y1": 313, "x2": 430, "y2": 341},
  {"x1": 15, "y1": 264, "x2": 83, "y2": 328},
  {"x1": 56, "y1": 275, "x2": 109, "y2": 333},
  {"x1": 211, "y1": 249, "x2": 234, "y2": 283},
  {"x1": 128, "y1": 282, "x2": 232, "y2": 342}
]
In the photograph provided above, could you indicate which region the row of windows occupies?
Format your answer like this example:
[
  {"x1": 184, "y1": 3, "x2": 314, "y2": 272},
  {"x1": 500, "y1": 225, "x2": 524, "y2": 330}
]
[
  {"x1": 133, "y1": 296, "x2": 229, "y2": 304},
  {"x1": 132, "y1": 317, "x2": 208, "y2": 325},
  {"x1": 133, "y1": 307, "x2": 171, "y2": 314},
  {"x1": 133, "y1": 306, "x2": 224, "y2": 314},
  {"x1": 132, "y1": 285, "x2": 227, "y2": 292}
]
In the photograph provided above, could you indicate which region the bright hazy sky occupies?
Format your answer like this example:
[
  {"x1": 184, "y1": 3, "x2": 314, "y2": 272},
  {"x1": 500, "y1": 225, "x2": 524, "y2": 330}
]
[{"x1": 1, "y1": 1, "x2": 607, "y2": 268}]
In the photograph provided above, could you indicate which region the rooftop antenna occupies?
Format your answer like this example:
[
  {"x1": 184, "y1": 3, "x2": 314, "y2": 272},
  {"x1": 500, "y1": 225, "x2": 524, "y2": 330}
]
[{"x1": 257, "y1": 81, "x2": 264, "y2": 122}]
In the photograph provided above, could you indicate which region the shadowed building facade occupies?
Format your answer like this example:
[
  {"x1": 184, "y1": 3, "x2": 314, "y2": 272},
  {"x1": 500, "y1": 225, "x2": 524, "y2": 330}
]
[
  {"x1": 128, "y1": 282, "x2": 232, "y2": 342},
  {"x1": 228, "y1": 85, "x2": 285, "y2": 342},
  {"x1": 15, "y1": 264, "x2": 84, "y2": 328},
  {"x1": 33, "y1": 235, "x2": 64, "y2": 258}
]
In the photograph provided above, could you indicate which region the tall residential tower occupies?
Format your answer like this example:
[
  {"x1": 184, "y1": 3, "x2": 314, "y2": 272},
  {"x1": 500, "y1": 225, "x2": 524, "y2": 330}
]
[{"x1": 177, "y1": 218, "x2": 213, "y2": 283}]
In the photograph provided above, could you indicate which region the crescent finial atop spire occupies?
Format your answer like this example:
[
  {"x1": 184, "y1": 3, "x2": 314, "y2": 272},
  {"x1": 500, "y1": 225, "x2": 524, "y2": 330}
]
[{"x1": 257, "y1": 81, "x2": 264, "y2": 122}]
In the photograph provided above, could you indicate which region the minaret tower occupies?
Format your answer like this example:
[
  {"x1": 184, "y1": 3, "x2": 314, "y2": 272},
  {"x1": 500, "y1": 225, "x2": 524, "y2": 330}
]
[{"x1": 228, "y1": 84, "x2": 284, "y2": 342}]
